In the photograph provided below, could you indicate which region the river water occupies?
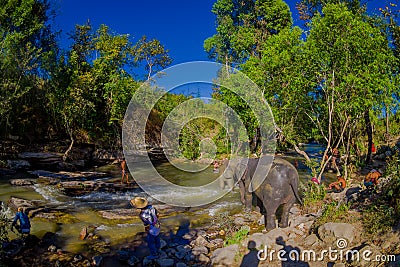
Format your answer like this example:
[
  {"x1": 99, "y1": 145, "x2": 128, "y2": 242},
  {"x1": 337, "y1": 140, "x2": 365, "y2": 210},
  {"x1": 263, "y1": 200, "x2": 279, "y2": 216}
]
[{"x1": 0, "y1": 144, "x2": 335, "y2": 253}]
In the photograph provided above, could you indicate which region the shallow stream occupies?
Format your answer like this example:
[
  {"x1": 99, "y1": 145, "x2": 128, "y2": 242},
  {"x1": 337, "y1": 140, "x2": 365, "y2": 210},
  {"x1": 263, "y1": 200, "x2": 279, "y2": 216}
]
[{"x1": 0, "y1": 144, "x2": 336, "y2": 253}]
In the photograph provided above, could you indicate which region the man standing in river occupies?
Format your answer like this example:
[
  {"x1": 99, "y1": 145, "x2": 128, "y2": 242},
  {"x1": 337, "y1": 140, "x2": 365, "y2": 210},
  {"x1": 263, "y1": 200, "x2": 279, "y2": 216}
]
[{"x1": 120, "y1": 159, "x2": 130, "y2": 184}]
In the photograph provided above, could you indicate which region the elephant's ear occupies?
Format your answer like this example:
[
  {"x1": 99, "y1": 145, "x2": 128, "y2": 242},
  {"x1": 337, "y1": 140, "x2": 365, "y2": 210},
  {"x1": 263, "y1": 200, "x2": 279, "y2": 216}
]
[
  {"x1": 248, "y1": 155, "x2": 274, "y2": 192},
  {"x1": 235, "y1": 157, "x2": 248, "y2": 180}
]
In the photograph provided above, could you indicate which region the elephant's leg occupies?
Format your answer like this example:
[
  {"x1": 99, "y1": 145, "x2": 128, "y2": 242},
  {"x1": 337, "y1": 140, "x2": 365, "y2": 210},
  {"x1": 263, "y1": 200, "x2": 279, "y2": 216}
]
[
  {"x1": 278, "y1": 198, "x2": 296, "y2": 228},
  {"x1": 219, "y1": 177, "x2": 225, "y2": 190},
  {"x1": 226, "y1": 178, "x2": 234, "y2": 190},
  {"x1": 238, "y1": 180, "x2": 246, "y2": 205},
  {"x1": 242, "y1": 176, "x2": 253, "y2": 210},
  {"x1": 264, "y1": 203, "x2": 279, "y2": 231}
]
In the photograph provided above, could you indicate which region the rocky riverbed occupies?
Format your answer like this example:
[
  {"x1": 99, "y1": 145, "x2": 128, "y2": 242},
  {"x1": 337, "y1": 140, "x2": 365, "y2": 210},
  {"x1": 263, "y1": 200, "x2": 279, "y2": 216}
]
[
  {"x1": 1, "y1": 142, "x2": 400, "y2": 266},
  {"x1": 2, "y1": 171, "x2": 400, "y2": 267}
]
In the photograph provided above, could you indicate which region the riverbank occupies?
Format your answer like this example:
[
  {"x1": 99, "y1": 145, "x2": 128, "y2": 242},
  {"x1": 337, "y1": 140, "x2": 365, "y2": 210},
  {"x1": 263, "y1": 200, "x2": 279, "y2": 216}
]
[
  {"x1": 1, "y1": 141, "x2": 399, "y2": 266},
  {"x1": 2, "y1": 180, "x2": 400, "y2": 267}
]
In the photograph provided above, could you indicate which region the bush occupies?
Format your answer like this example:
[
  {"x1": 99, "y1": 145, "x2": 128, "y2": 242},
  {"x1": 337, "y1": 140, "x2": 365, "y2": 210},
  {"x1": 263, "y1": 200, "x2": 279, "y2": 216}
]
[
  {"x1": 224, "y1": 226, "x2": 250, "y2": 246},
  {"x1": 312, "y1": 201, "x2": 350, "y2": 231},
  {"x1": 0, "y1": 204, "x2": 12, "y2": 242},
  {"x1": 362, "y1": 205, "x2": 395, "y2": 235},
  {"x1": 301, "y1": 182, "x2": 326, "y2": 211},
  {"x1": 361, "y1": 155, "x2": 400, "y2": 234},
  {"x1": 212, "y1": 211, "x2": 237, "y2": 236}
]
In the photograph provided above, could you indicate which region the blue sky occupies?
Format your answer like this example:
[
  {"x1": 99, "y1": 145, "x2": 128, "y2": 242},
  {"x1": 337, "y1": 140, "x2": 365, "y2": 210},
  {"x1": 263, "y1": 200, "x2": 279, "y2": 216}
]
[
  {"x1": 53, "y1": 0, "x2": 217, "y2": 64},
  {"x1": 53, "y1": 0, "x2": 386, "y2": 95},
  {"x1": 53, "y1": 0, "x2": 385, "y2": 66}
]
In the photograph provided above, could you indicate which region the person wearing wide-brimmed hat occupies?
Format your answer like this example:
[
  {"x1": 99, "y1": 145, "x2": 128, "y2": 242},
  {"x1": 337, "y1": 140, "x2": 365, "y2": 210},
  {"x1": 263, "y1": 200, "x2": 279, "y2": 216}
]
[{"x1": 131, "y1": 197, "x2": 161, "y2": 260}]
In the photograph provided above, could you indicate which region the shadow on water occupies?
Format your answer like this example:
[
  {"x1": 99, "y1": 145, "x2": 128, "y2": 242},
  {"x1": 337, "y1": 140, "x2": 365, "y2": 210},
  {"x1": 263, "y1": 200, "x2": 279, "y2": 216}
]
[{"x1": 240, "y1": 240, "x2": 260, "y2": 267}]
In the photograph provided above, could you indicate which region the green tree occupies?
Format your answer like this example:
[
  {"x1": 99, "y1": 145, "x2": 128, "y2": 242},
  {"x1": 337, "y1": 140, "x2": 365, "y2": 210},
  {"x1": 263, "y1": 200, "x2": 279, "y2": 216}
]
[
  {"x1": 241, "y1": 27, "x2": 313, "y2": 152},
  {"x1": 207, "y1": 0, "x2": 293, "y2": 154},
  {"x1": 133, "y1": 35, "x2": 172, "y2": 80},
  {"x1": 378, "y1": 2, "x2": 400, "y2": 145},
  {"x1": 47, "y1": 22, "x2": 174, "y2": 156},
  {"x1": 204, "y1": 0, "x2": 292, "y2": 67},
  {"x1": 296, "y1": 0, "x2": 365, "y2": 21},
  {"x1": 48, "y1": 23, "x2": 139, "y2": 158},
  {"x1": 303, "y1": 3, "x2": 396, "y2": 181},
  {"x1": 92, "y1": 25, "x2": 139, "y2": 145},
  {"x1": 47, "y1": 23, "x2": 96, "y2": 159},
  {"x1": 0, "y1": 0, "x2": 57, "y2": 138}
]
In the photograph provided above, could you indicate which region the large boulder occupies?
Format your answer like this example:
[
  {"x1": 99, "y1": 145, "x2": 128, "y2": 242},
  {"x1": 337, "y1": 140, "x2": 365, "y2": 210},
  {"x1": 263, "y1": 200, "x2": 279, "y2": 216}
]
[
  {"x1": 317, "y1": 222, "x2": 357, "y2": 245},
  {"x1": 211, "y1": 244, "x2": 239, "y2": 267},
  {"x1": 30, "y1": 170, "x2": 109, "y2": 180},
  {"x1": 9, "y1": 179, "x2": 34, "y2": 186},
  {"x1": 18, "y1": 152, "x2": 62, "y2": 169},
  {"x1": 7, "y1": 197, "x2": 37, "y2": 211},
  {"x1": 241, "y1": 232, "x2": 274, "y2": 249},
  {"x1": 7, "y1": 160, "x2": 31, "y2": 170},
  {"x1": 240, "y1": 228, "x2": 289, "y2": 252}
]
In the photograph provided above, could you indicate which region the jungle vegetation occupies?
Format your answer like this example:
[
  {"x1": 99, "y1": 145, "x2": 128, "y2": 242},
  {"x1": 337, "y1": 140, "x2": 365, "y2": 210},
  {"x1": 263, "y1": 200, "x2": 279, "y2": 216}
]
[{"x1": 0, "y1": 0, "x2": 399, "y2": 182}]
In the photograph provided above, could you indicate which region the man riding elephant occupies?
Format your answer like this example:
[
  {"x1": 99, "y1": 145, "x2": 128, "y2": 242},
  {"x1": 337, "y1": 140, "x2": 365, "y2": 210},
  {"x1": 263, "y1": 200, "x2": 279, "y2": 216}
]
[{"x1": 221, "y1": 156, "x2": 302, "y2": 231}]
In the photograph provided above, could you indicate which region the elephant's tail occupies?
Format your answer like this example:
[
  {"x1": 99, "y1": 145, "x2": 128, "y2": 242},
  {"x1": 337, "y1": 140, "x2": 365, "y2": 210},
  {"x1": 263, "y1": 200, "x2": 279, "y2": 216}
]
[{"x1": 291, "y1": 177, "x2": 303, "y2": 206}]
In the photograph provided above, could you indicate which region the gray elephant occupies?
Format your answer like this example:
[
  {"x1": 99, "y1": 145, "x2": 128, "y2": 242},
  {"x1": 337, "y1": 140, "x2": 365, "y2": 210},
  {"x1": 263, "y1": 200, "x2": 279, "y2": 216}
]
[{"x1": 221, "y1": 156, "x2": 302, "y2": 230}]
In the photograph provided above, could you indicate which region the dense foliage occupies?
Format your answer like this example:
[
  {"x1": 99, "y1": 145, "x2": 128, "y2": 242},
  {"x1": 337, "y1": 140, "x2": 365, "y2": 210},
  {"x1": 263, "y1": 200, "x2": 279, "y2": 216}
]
[
  {"x1": 0, "y1": 0, "x2": 399, "y2": 176},
  {"x1": 0, "y1": 0, "x2": 174, "y2": 157},
  {"x1": 205, "y1": 0, "x2": 400, "y2": 181}
]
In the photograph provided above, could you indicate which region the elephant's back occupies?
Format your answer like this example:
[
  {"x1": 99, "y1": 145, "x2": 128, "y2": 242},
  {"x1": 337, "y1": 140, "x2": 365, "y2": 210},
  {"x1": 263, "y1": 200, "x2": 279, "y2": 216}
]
[{"x1": 273, "y1": 157, "x2": 296, "y2": 170}]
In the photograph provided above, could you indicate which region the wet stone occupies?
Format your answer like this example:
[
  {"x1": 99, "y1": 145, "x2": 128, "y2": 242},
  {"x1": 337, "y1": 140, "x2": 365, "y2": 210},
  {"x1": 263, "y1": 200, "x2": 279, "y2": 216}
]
[
  {"x1": 192, "y1": 246, "x2": 208, "y2": 256},
  {"x1": 175, "y1": 251, "x2": 186, "y2": 260},
  {"x1": 155, "y1": 258, "x2": 175, "y2": 267},
  {"x1": 192, "y1": 236, "x2": 208, "y2": 247},
  {"x1": 7, "y1": 160, "x2": 31, "y2": 170},
  {"x1": 127, "y1": 256, "x2": 139, "y2": 266},
  {"x1": 176, "y1": 245, "x2": 191, "y2": 254},
  {"x1": 160, "y1": 238, "x2": 168, "y2": 249},
  {"x1": 7, "y1": 196, "x2": 38, "y2": 211},
  {"x1": 73, "y1": 254, "x2": 83, "y2": 262},
  {"x1": 9, "y1": 179, "x2": 34, "y2": 186},
  {"x1": 197, "y1": 253, "x2": 210, "y2": 263},
  {"x1": 92, "y1": 255, "x2": 103, "y2": 266}
]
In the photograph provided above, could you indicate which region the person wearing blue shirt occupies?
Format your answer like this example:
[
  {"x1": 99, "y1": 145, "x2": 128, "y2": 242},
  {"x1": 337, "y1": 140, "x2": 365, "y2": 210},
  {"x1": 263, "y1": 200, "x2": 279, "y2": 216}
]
[
  {"x1": 131, "y1": 197, "x2": 161, "y2": 260},
  {"x1": 11, "y1": 207, "x2": 31, "y2": 235}
]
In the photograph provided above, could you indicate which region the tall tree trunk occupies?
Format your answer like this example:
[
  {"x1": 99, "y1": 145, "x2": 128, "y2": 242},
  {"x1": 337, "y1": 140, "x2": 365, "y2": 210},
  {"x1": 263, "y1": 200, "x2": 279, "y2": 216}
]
[
  {"x1": 385, "y1": 103, "x2": 390, "y2": 146},
  {"x1": 364, "y1": 109, "x2": 373, "y2": 165},
  {"x1": 63, "y1": 115, "x2": 74, "y2": 162}
]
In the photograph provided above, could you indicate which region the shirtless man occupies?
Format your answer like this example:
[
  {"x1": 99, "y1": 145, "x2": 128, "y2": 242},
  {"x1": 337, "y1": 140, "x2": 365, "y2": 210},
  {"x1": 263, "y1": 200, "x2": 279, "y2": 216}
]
[
  {"x1": 121, "y1": 159, "x2": 130, "y2": 184},
  {"x1": 364, "y1": 169, "x2": 382, "y2": 188},
  {"x1": 325, "y1": 175, "x2": 346, "y2": 193},
  {"x1": 213, "y1": 160, "x2": 220, "y2": 173}
]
